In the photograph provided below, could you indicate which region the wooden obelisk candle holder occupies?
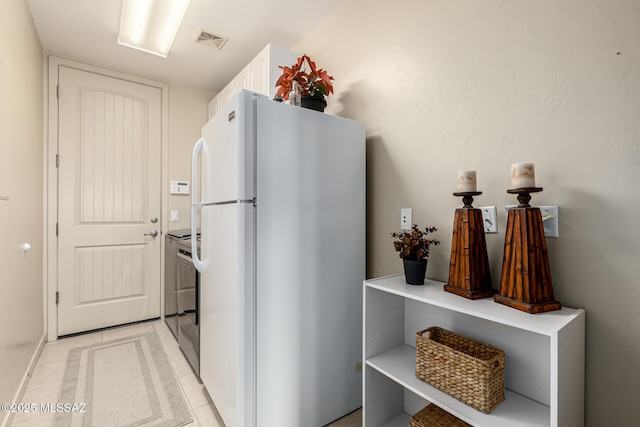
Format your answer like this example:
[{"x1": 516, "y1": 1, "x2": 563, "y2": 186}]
[
  {"x1": 444, "y1": 192, "x2": 496, "y2": 299},
  {"x1": 494, "y1": 188, "x2": 562, "y2": 313}
]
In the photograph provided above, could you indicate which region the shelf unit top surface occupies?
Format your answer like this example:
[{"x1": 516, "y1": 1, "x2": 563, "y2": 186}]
[{"x1": 366, "y1": 275, "x2": 584, "y2": 335}]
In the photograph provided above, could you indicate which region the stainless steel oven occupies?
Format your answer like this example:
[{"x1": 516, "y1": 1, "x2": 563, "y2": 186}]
[
  {"x1": 177, "y1": 238, "x2": 200, "y2": 376},
  {"x1": 164, "y1": 228, "x2": 193, "y2": 340}
]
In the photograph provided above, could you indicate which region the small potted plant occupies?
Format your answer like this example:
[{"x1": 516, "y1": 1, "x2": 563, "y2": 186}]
[
  {"x1": 391, "y1": 224, "x2": 440, "y2": 285},
  {"x1": 274, "y1": 54, "x2": 334, "y2": 112}
]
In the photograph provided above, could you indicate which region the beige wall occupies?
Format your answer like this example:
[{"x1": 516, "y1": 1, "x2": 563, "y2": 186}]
[
  {"x1": 0, "y1": 7, "x2": 211, "y2": 413},
  {"x1": 168, "y1": 84, "x2": 214, "y2": 231},
  {"x1": 296, "y1": 0, "x2": 640, "y2": 425},
  {"x1": 0, "y1": 0, "x2": 44, "y2": 412}
]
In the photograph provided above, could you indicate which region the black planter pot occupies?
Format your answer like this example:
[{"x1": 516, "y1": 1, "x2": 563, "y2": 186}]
[
  {"x1": 403, "y1": 259, "x2": 428, "y2": 285},
  {"x1": 300, "y1": 95, "x2": 327, "y2": 112}
]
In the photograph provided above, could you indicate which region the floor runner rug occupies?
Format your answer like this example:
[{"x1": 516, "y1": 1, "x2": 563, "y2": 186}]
[{"x1": 54, "y1": 331, "x2": 192, "y2": 427}]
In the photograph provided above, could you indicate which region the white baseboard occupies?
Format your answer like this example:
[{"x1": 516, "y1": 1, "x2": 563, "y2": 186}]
[{"x1": 1, "y1": 334, "x2": 46, "y2": 427}]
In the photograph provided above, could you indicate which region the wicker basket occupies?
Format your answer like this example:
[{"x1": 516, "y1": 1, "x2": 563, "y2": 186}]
[
  {"x1": 415, "y1": 327, "x2": 505, "y2": 413},
  {"x1": 410, "y1": 404, "x2": 471, "y2": 427}
]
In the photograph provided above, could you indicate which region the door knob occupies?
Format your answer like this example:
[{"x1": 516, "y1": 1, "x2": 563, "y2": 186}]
[
  {"x1": 150, "y1": 216, "x2": 158, "y2": 223},
  {"x1": 144, "y1": 230, "x2": 158, "y2": 238}
]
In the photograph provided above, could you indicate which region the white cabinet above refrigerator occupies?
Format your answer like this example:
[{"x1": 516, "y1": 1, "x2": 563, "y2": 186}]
[{"x1": 207, "y1": 43, "x2": 299, "y2": 119}]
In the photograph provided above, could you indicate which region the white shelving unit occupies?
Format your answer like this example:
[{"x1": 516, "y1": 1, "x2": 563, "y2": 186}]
[{"x1": 363, "y1": 275, "x2": 585, "y2": 427}]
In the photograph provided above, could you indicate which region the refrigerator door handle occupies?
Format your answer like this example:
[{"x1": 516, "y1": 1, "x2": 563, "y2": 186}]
[{"x1": 191, "y1": 137, "x2": 204, "y2": 273}]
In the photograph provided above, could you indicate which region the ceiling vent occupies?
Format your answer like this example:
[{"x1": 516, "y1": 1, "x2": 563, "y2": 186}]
[{"x1": 194, "y1": 29, "x2": 228, "y2": 50}]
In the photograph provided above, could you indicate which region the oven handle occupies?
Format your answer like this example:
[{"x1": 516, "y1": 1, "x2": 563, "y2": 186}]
[{"x1": 191, "y1": 137, "x2": 204, "y2": 273}]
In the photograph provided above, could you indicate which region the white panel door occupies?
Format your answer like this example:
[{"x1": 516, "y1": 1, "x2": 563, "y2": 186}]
[{"x1": 57, "y1": 66, "x2": 162, "y2": 336}]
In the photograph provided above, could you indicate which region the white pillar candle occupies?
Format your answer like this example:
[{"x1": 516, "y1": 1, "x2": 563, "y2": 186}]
[
  {"x1": 457, "y1": 170, "x2": 477, "y2": 192},
  {"x1": 510, "y1": 162, "x2": 535, "y2": 188}
]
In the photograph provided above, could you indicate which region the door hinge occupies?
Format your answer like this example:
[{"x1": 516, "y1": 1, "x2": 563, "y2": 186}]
[
  {"x1": 56, "y1": 84, "x2": 60, "y2": 99},
  {"x1": 55, "y1": 291, "x2": 59, "y2": 305},
  {"x1": 56, "y1": 222, "x2": 59, "y2": 236},
  {"x1": 56, "y1": 154, "x2": 59, "y2": 167}
]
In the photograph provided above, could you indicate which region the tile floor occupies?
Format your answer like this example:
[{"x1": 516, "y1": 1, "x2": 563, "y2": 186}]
[{"x1": 10, "y1": 319, "x2": 361, "y2": 427}]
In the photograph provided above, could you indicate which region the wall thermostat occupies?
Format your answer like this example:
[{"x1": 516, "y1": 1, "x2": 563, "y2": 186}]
[{"x1": 170, "y1": 181, "x2": 190, "y2": 195}]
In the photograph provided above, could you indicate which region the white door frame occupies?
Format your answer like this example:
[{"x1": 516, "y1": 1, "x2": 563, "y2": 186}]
[{"x1": 45, "y1": 56, "x2": 169, "y2": 341}]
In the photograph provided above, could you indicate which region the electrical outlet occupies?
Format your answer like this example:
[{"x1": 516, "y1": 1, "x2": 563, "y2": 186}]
[
  {"x1": 170, "y1": 210, "x2": 179, "y2": 222},
  {"x1": 400, "y1": 208, "x2": 412, "y2": 230},
  {"x1": 539, "y1": 206, "x2": 559, "y2": 238},
  {"x1": 479, "y1": 206, "x2": 498, "y2": 233}
]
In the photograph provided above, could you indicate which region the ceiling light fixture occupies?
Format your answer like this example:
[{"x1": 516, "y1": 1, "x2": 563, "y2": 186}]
[{"x1": 118, "y1": 0, "x2": 191, "y2": 58}]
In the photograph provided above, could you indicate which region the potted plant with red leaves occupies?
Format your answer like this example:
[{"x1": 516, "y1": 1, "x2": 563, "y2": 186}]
[
  {"x1": 274, "y1": 54, "x2": 334, "y2": 112},
  {"x1": 391, "y1": 224, "x2": 440, "y2": 285}
]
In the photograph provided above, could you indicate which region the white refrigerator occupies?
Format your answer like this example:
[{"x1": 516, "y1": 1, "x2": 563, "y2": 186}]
[{"x1": 190, "y1": 90, "x2": 365, "y2": 427}]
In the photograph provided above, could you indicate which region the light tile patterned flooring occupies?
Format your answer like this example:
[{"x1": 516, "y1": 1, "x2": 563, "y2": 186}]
[{"x1": 10, "y1": 319, "x2": 361, "y2": 427}]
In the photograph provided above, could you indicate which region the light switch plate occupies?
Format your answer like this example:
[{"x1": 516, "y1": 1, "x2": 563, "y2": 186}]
[{"x1": 170, "y1": 210, "x2": 179, "y2": 222}]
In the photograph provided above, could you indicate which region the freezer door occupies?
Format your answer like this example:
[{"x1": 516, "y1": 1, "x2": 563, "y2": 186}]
[
  {"x1": 199, "y1": 202, "x2": 255, "y2": 427},
  {"x1": 200, "y1": 90, "x2": 256, "y2": 203}
]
